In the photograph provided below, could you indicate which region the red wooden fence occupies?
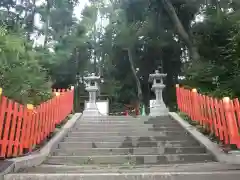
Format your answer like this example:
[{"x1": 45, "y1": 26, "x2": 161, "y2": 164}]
[
  {"x1": 176, "y1": 85, "x2": 240, "y2": 148},
  {"x1": 0, "y1": 87, "x2": 74, "y2": 158}
]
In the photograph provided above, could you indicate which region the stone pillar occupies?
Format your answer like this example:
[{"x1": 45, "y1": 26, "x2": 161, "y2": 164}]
[
  {"x1": 89, "y1": 91, "x2": 96, "y2": 103},
  {"x1": 155, "y1": 89, "x2": 161, "y2": 103}
]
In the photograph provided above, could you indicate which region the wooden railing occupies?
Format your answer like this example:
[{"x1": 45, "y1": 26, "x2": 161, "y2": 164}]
[
  {"x1": 0, "y1": 88, "x2": 74, "y2": 158},
  {"x1": 176, "y1": 85, "x2": 240, "y2": 149}
]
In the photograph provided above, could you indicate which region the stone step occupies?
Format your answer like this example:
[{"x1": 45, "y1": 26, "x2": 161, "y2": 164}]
[
  {"x1": 5, "y1": 171, "x2": 240, "y2": 180},
  {"x1": 77, "y1": 119, "x2": 146, "y2": 123},
  {"x1": 148, "y1": 116, "x2": 170, "y2": 120},
  {"x1": 78, "y1": 120, "x2": 145, "y2": 124},
  {"x1": 44, "y1": 154, "x2": 215, "y2": 165},
  {"x1": 82, "y1": 116, "x2": 134, "y2": 118},
  {"x1": 53, "y1": 147, "x2": 206, "y2": 156},
  {"x1": 82, "y1": 116, "x2": 142, "y2": 120},
  {"x1": 146, "y1": 118, "x2": 176, "y2": 123},
  {"x1": 82, "y1": 116, "x2": 142, "y2": 119},
  {"x1": 81, "y1": 118, "x2": 145, "y2": 121},
  {"x1": 80, "y1": 117, "x2": 171, "y2": 122},
  {"x1": 73, "y1": 125, "x2": 154, "y2": 130},
  {"x1": 76, "y1": 120, "x2": 180, "y2": 125},
  {"x1": 146, "y1": 119, "x2": 179, "y2": 123},
  {"x1": 67, "y1": 131, "x2": 189, "y2": 138},
  {"x1": 74, "y1": 123, "x2": 153, "y2": 129},
  {"x1": 64, "y1": 135, "x2": 194, "y2": 142},
  {"x1": 76, "y1": 120, "x2": 179, "y2": 125},
  {"x1": 74, "y1": 123, "x2": 182, "y2": 129},
  {"x1": 72, "y1": 127, "x2": 183, "y2": 132},
  {"x1": 152, "y1": 123, "x2": 183, "y2": 128},
  {"x1": 58, "y1": 140, "x2": 200, "y2": 149},
  {"x1": 17, "y1": 163, "x2": 240, "y2": 174}
]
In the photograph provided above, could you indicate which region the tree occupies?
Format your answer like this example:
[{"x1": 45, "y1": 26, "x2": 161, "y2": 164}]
[
  {"x1": 0, "y1": 26, "x2": 52, "y2": 104},
  {"x1": 161, "y1": 0, "x2": 201, "y2": 62},
  {"x1": 100, "y1": 0, "x2": 185, "y2": 109},
  {"x1": 0, "y1": 0, "x2": 95, "y2": 105},
  {"x1": 182, "y1": 0, "x2": 240, "y2": 98}
]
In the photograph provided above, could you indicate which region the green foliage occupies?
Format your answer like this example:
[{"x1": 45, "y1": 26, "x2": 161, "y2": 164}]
[
  {"x1": 100, "y1": 0, "x2": 187, "y2": 107},
  {"x1": 183, "y1": 6, "x2": 240, "y2": 98},
  {"x1": 3, "y1": 0, "x2": 240, "y2": 111},
  {"x1": 0, "y1": 0, "x2": 98, "y2": 108},
  {"x1": 0, "y1": 27, "x2": 52, "y2": 104}
]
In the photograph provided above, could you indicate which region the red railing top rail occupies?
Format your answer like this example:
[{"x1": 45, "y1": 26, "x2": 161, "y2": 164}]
[{"x1": 176, "y1": 84, "x2": 235, "y2": 102}]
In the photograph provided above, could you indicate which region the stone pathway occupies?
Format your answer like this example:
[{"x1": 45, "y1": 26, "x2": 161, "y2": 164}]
[
  {"x1": 0, "y1": 161, "x2": 13, "y2": 173},
  {"x1": 4, "y1": 116, "x2": 240, "y2": 180}
]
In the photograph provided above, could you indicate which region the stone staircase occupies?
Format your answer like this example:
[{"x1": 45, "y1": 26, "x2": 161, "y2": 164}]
[{"x1": 5, "y1": 116, "x2": 240, "y2": 179}]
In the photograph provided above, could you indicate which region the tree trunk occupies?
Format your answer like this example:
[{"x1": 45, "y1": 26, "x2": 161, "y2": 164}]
[
  {"x1": 127, "y1": 48, "x2": 143, "y2": 102},
  {"x1": 161, "y1": 0, "x2": 200, "y2": 62},
  {"x1": 44, "y1": 0, "x2": 50, "y2": 48},
  {"x1": 215, "y1": 0, "x2": 222, "y2": 18}
]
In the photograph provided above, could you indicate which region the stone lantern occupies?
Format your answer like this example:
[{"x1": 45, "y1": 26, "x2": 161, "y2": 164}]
[
  {"x1": 149, "y1": 70, "x2": 168, "y2": 116},
  {"x1": 82, "y1": 73, "x2": 102, "y2": 117}
]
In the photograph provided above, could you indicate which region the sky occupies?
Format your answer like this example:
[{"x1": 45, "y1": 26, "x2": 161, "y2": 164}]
[
  {"x1": 36, "y1": 0, "x2": 90, "y2": 19},
  {"x1": 34, "y1": 0, "x2": 90, "y2": 45},
  {"x1": 74, "y1": 0, "x2": 90, "y2": 20}
]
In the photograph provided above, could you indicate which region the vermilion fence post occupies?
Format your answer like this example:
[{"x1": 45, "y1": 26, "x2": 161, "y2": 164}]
[
  {"x1": 210, "y1": 97, "x2": 219, "y2": 137},
  {"x1": 198, "y1": 94, "x2": 202, "y2": 125},
  {"x1": 219, "y1": 100, "x2": 229, "y2": 145},
  {"x1": 176, "y1": 84, "x2": 180, "y2": 110},
  {"x1": 233, "y1": 98, "x2": 240, "y2": 134},
  {"x1": 207, "y1": 97, "x2": 214, "y2": 133},
  {"x1": 205, "y1": 96, "x2": 210, "y2": 131},
  {"x1": 13, "y1": 104, "x2": 23, "y2": 157},
  {"x1": 49, "y1": 99, "x2": 54, "y2": 133},
  {"x1": 188, "y1": 89, "x2": 191, "y2": 115},
  {"x1": 25, "y1": 104, "x2": 34, "y2": 152},
  {"x1": 7, "y1": 102, "x2": 18, "y2": 157},
  {"x1": 214, "y1": 99, "x2": 222, "y2": 140},
  {"x1": 202, "y1": 95, "x2": 208, "y2": 129},
  {"x1": 31, "y1": 109, "x2": 37, "y2": 148},
  {"x1": 44, "y1": 103, "x2": 48, "y2": 138},
  {"x1": 179, "y1": 87, "x2": 183, "y2": 112},
  {"x1": 178, "y1": 85, "x2": 183, "y2": 112},
  {"x1": 0, "y1": 88, "x2": 5, "y2": 157},
  {"x1": 55, "y1": 92, "x2": 60, "y2": 124},
  {"x1": 223, "y1": 97, "x2": 240, "y2": 146},
  {"x1": 42, "y1": 102, "x2": 47, "y2": 140},
  {"x1": 1, "y1": 99, "x2": 13, "y2": 157},
  {"x1": 38, "y1": 104, "x2": 44, "y2": 143},
  {"x1": 20, "y1": 106, "x2": 28, "y2": 155},
  {"x1": 183, "y1": 88, "x2": 187, "y2": 113},
  {"x1": 183, "y1": 88, "x2": 186, "y2": 112},
  {"x1": 191, "y1": 89, "x2": 197, "y2": 121},
  {"x1": 185, "y1": 89, "x2": 189, "y2": 113},
  {"x1": 197, "y1": 93, "x2": 203, "y2": 123},
  {"x1": 70, "y1": 87, "x2": 74, "y2": 112},
  {"x1": 188, "y1": 89, "x2": 192, "y2": 116}
]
